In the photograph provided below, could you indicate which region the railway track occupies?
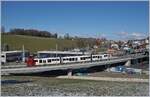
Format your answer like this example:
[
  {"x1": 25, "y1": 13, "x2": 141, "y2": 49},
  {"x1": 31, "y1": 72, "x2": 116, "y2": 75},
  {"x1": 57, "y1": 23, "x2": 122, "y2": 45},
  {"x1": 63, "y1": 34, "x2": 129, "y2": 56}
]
[{"x1": 1, "y1": 53, "x2": 148, "y2": 69}]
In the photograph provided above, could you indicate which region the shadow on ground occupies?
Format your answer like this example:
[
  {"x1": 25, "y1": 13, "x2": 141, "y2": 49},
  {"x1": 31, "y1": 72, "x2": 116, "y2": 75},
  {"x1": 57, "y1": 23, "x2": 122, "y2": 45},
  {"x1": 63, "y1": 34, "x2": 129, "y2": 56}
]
[{"x1": 1, "y1": 80, "x2": 33, "y2": 85}]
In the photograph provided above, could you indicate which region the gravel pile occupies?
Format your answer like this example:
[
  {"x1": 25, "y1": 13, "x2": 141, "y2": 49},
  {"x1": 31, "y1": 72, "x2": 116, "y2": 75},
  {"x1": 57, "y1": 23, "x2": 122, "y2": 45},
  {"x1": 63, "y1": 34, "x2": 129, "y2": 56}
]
[{"x1": 1, "y1": 76, "x2": 149, "y2": 96}]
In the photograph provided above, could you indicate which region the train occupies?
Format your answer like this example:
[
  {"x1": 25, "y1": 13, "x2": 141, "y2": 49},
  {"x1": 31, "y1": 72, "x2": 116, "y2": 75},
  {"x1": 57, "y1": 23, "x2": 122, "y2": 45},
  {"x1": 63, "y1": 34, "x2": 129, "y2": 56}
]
[{"x1": 33, "y1": 54, "x2": 111, "y2": 66}]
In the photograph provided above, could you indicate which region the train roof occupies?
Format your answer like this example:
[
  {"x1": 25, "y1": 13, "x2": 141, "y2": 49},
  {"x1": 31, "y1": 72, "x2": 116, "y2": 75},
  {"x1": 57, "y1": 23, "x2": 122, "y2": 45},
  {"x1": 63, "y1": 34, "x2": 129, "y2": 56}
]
[
  {"x1": 1, "y1": 50, "x2": 23, "y2": 54},
  {"x1": 1, "y1": 50, "x2": 29, "y2": 54},
  {"x1": 37, "y1": 51, "x2": 90, "y2": 55}
]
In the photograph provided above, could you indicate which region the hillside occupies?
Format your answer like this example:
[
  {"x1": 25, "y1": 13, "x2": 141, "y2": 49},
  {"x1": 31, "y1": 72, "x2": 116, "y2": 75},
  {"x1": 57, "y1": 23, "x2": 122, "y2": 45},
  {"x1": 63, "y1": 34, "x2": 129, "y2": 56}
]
[{"x1": 1, "y1": 35, "x2": 78, "y2": 52}]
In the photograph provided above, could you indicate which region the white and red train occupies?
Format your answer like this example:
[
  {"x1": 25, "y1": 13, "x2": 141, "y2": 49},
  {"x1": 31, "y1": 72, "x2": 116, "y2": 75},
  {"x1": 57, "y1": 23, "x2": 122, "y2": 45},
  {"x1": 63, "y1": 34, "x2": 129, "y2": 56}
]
[{"x1": 33, "y1": 54, "x2": 111, "y2": 66}]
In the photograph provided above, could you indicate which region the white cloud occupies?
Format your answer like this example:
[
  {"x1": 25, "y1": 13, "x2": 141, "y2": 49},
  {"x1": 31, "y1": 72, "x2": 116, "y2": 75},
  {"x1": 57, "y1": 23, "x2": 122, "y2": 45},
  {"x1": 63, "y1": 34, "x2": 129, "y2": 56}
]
[
  {"x1": 130, "y1": 32, "x2": 147, "y2": 39},
  {"x1": 120, "y1": 32, "x2": 128, "y2": 36},
  {"x1": 101, "y1": 33, "x2": 106, "y2": 37},
  {"x1": 116, "y1": 32, "x2": 147, "y2": 40}
]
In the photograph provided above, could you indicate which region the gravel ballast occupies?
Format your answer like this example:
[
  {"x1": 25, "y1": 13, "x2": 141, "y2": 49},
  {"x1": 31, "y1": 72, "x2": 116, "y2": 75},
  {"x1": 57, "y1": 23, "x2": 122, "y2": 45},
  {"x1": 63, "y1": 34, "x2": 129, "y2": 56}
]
[{"x1": 1, "y1": 76, "x2": 149, "y2": 96}]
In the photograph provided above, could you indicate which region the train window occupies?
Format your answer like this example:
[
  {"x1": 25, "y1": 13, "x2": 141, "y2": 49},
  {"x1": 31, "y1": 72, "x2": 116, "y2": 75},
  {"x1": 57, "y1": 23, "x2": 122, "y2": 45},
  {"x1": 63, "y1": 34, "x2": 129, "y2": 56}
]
[
  {"x1": 93, "y1": 56, "x2": 97, "y2": 58},
  {"x1": 56, "y1": 59, "x2": 59, "y2": 61},
  {"x1": 48, "y1": 59, "x2": 51, "y2": 62},
  {"x1": 34, "y1": 60, "x2": 38, "y2": 62},
  {"x1": 98, "y1": 56, "x2": 102, "y2": 58},
  {"x1": 43, "y1": 60, "x2": 46, "y2": 63},
  {"x1": 39, "y1": 60, "x2": 42, "y2": 63},
  {"x1": 104, "y1": 55, "x2": 108, "y2": 57},
  {"x1": 1, "y1": 55, "x2": 4, "y2": 57},
  {"x1": 52, "y1": 59, "x2": 55, "y2": 61},
  {"x1": 69, "y1": 58, "x2": 71, "y2": 61},
  {"x1": 64, "y1": 59, "x2": 66, "y2": 61},
  {"x1": 85, "y1": 57, "x2": 90, "y2": 59},
  {"x1": 81, "y1": 57, "x2": 85, "y2": 60}
]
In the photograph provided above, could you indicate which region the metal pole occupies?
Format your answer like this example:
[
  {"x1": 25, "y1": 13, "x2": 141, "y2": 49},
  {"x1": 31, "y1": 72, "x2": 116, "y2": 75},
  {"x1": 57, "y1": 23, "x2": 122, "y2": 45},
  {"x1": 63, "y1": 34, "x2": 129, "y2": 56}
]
[
  {"x1": 22, "y1": 45, "x2": 25, "y2": 62},
  {"x1": 56, "y1": 44, "x2": 58, "y2": 57}
]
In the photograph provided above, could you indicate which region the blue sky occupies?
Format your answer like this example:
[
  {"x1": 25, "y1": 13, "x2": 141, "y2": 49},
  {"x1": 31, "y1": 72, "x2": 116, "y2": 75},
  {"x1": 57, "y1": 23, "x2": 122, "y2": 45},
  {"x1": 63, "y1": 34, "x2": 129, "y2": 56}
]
[{"x1": 1, "y1": 1, "x2": 149, "y2": 40}]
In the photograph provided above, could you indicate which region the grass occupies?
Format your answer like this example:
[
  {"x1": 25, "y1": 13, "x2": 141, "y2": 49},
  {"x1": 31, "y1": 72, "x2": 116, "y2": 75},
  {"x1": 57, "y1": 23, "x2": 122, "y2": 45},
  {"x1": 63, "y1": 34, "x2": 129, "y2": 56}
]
[{"x1": 1, "y1": 35, "x2": 77, "y2": 52}]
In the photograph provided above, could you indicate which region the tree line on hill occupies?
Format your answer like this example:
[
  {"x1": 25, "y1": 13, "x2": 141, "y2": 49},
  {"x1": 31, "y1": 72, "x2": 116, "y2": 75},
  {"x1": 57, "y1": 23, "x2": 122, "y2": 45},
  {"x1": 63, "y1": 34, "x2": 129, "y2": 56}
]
[{"x1": 3, "y1": 28, "x2": 58, "y2": 38}]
